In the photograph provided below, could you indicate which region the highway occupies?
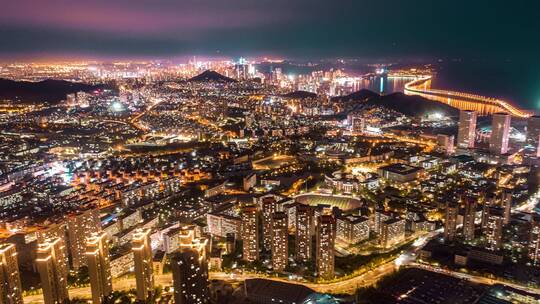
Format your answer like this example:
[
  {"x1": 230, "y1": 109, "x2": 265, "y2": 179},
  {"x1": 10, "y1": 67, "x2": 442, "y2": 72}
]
[{"x1": 404, "y1": 76, "x2": 533, "y2": 118}]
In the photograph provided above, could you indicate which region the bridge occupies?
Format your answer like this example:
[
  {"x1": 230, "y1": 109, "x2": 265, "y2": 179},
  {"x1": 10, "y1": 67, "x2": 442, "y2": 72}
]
[{"x1": 404, "y1": 76, "x2": 533, "y2": 118}]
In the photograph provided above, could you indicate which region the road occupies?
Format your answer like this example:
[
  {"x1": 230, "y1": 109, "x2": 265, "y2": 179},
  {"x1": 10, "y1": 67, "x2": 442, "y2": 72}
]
[
  {"x1": 24, "y1": 231, "x2": 435, "y2": 303},
  {"x1": 24, "y1": 261, "x2": 398, "y2": 303},
  {"x1": 410, "y1": 262, "x2": 540, "y2": 295},
  {"x1": 404, "y1": 76, "x2": 532, "y2": 118}
]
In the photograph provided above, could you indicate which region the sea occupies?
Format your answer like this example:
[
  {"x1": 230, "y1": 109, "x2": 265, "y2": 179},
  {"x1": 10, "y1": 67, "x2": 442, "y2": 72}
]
[{"x1": 380, "y1": 60, "x2": 540, "y2": 112}]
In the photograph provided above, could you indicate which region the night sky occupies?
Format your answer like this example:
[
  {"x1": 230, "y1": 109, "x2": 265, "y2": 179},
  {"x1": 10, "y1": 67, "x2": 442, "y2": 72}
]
[{"x1": 1, "y1": 0, "x2": 539, "y2": 61}]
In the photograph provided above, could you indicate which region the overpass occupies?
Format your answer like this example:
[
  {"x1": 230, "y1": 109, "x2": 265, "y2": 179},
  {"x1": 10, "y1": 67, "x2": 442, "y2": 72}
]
[{"x1": 404, "y1": 76, "x2": 533, "y2": 118}]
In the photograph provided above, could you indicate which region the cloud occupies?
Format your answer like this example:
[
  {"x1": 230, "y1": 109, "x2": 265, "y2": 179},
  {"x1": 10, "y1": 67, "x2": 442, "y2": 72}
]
[{"x1": 1, "y1": 0, "x2": 296, "y2": 35}]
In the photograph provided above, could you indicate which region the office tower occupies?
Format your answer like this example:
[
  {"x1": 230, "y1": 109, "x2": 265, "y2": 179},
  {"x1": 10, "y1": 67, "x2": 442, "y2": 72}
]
[
  {"x1": 0, "y1": 243, "x2": 23, "y2": 304},
  {"x1": 316, "y1": 215, "x2": 335, "y2": 279},
  {"x1": 241, "y1": 206, "x2": 259, "y2": 262},
  {"x1": 295, "y1": 204, "x2": 314, "y2": 262},
  {"x1": 483, "y1": 206, "x2": 505, "y2": 251},
  {"x1": 528, "y1": 215, "x2": 540, "y2": 266},
  {"x1": 261, "y1": 197, "x2": 277, "y2": 251},
  {"x1": 457, "y1": 110, "x2": 477, "y2": 149},
  {"x1": 67, "y1": 208, "x2": 101, "y2": 269},
  {"x1": 36, "y1": 238, "x2": 69, "y2": 304},
  {"x1": 380, "y1": 218, "x2": 406, "y2": 248},
  {"x1": 271, "y1": 212, "x2": 288, "y2": 272},
  {"x1": 463, "y1": 197, "x2": 477, "y2": 241},
  {"x1": 526, "y1": 115, "x2": 540, "y2": 157},
  {"x1": 500, "y1": 190, "x2": 512, "y2": 225},
  {"x1": 132, "y1": 228, "x2": 154, "y2": 301},
  {"x1": 489, "y1": 112, "x2": 511, "y2": 154},
  {"x1": 444, "y1": 202, "x2": 459, "y2": 242},
  {"x1": 171, "y1": 238, "x2": 210, "y2": 304},
  {"x1": 86, "y1": 232, "x2": 112, "y2": 304}
]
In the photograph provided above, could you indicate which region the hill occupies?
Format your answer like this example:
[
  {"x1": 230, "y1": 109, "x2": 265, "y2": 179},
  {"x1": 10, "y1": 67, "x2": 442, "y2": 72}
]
[
  {"x1": 188, "y1": 70, "x2": 237, "y2": 83},
  {"x1": 365, "y1": 92, "x2": 459, "y2": 117},
  {"x1": 331, "y1": 89, "x2": 379, "y2": 102},
  {"x1": 282, "y1": 90, "x2": 317, "y2": 99},
  {"x1": 0, "y1": 78, "x2": 104, "y2": 104}
]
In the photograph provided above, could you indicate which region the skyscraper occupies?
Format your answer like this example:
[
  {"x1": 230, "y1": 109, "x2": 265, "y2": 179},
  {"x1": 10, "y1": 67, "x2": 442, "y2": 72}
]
[
  {"x1": 271, "y1": 212, "x2": 288, "y2": 272},
  {"x1": 0, "y1": 243, "x2": 23, "y2": 304},
  {"x1": 444, "y1": 202, "x2": 459, "y2": 242},
  {"x1": 528, "y1": 214, "x2": 540, "y2": 266},
  {"x1": 457, "y1": 110, "x2": 477, "y2": 149},
  {"x1": 86, "y1": 231, "x2": 112, "y2": 304},
  {"x1": 67, "y1": 208, "x2": 101, "y2": 269},
  {"x1": 36, "y1": 238, "x2": 69, "y2": 304},
  {"x1": 483, "y1": 206, "x2": 505, "y2": 251},
  {"x1": 36, "y1": 223, "x2": 67, "y2": 258},
  {"x1": 463, "y1": 197, "x2": 477, "y2": 241},
  {"x1": 489, "y1": 112, "x2": 511, "y2": 154},
  {"x1": 171, "y1": 238, "x2": 210, "y2": 304},
  {"x1": 316, "y1": 215, "x2": 335, "y2": 279},
  {"x1": 241, "y1": 205, "x2": 259, "y2": 262},
  {"x1": 526, "y1": 115, "x2": 540, "y2": 157},
  {"x1": 295, "y1": 204, "x2": 313, "y2": 262},
  {"x1": 132, "y1": 228, "x2": 154, "y2": 301},
  {"x1": 261, "y1": 196, "x2": 277, "y2": 251}
]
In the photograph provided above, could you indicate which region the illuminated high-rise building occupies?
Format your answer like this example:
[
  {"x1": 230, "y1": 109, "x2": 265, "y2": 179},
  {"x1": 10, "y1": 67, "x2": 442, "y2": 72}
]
[
  {"x1": 500, "y1": 190, "x2": 512, "y2": 225},
  {"x1": 261, "y1": 197, "x2": 277, "y2": 251},
  {"x1": 86, "y1": 232, "x2": 112, "y2": 304},
  {"x1": 0, "y1": 243, "x2": 23, "y2": 304},
  {"x1": 462, "y1": 197, "x2": 477, "y2": 241},
  {"x1": 526, "y1": 115, "x2": 540, "y2": 157},
  {"x1": 528, "y1": 214, "x2": 540, "y2": 266},
  {"x1": 489, "y1": 112, "x2": 511, "y2": 154},
  {"x1": 316, "y1": 215, "x2": 335, "y2": 279},
  {"x1": 36, "y1": 223, "x2": 69, "y2": 261},
  {"x1": 67, "y1": 208, "x2": 101, "y2": 269},
  {"x1": 380, "y1": 218, "x2": 406, "y2": 248},
  {"x1": 483, "y1": 206, "x2": 505, "y2": 251},
  {"x1": 295, "y1": 204, "x2": 314, "y2": 262},
  {"x1": 271, "y1": 212, "x2": 288, "y2": 272},
  {"x1": 437, "y1": 134, "x2": 455, "y2": 154},
  {"x1": 36, "y1": 238, "x2": 69, "y2": 304},
  {"x1": 444, "y1": 202, "x2": 459, "y2": 242},
  {"x1": 132, "y1": 228, "x2": 154, "y2": 301},
  {"x1": 171, "y1": 238, "x2": 210, "y2": 304},
  {"x1": 457, "y1": 110, "x2": 477, "y2": 149},
  {"x1": 241, "y1": 206, "x2": 259, "y2": 262}
]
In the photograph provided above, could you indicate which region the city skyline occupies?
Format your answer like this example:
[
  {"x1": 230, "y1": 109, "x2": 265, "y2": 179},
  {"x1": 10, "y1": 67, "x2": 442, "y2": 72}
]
[{"x1": 2, "y1": 2, "x2": 540, "y2": 304}]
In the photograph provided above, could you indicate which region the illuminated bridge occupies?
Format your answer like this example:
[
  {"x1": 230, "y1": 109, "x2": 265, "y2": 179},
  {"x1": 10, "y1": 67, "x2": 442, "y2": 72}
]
[{"x1": 404, "y1": 76, "x2": 533, "y2": 118}]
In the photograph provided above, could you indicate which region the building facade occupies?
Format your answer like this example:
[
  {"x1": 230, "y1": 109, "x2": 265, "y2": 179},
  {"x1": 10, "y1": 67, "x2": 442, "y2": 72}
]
[
  {"x1": 457, "y1": 110, "x2": 477, "y2": 149},
  {"x1": 36, "y1": 238, "x2": 69, "y2": 304},
  {"x1": 132, "y1": 228, "x2": 154, "y2": 301},
  {"x1": 316, "y1": 215, "x2": 335, "y2": 279},
  {"x1": 86, "y1": 231, "x2": 113, "y2": 304},
  {"x1": 0, "y1": 243, "x2": 23, "y2": 304},
  {"x1": 489, "y1": 113, "x2": 511, "y2": 155},
  {"x1": 271, "y1": 212, "x2": 288, "y2": 272},
  {"x1": 241, "y1": 206, "x2": 259, "y2": 262}
]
